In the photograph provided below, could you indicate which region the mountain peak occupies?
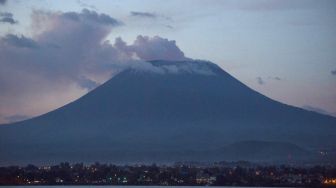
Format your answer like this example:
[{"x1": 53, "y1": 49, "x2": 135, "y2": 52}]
[{"x1": 1, "y1": 59, "x2": 335, "y2": 165}]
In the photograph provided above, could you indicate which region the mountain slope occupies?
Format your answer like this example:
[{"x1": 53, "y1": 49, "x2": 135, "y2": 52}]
[{"x1": 0, "y1": 60, "x2": 335, "y2": 165}]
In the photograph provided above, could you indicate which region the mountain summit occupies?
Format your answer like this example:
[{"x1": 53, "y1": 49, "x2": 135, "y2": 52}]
[{"x1": 1, "y1": 60, "x2": 335, "y2": 165}]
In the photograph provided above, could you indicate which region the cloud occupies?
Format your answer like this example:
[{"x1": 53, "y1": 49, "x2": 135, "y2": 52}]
[
  {"x1": 268, "y1": 76, "x2": 281, "y2": 81},
  {"x1": 0, "y1": 16, "x2": 16, "y2": 24},
  {"x1": 0, "y1": 9, "x2": 190, "y2": 124},
  {"x1": 257, "y1": 76, "x2": 281, "y2": 85},
  {"x1": 130, "y1": 11, "x2": 157, "y2": 18},
  {"x1": 0, "y1": 0, "x2": 6, "y2": 5},
  {"x1": 128, "y1": 60, "x2": 217, "y2": 76},
  {"x1": 0, "y1": 9, "x2": 124, "y2": 123},
  {"x1": 256, "y1": 77, "x2": 264, "y2": 85},
  {"x1": 77, "y1": 0, "x2": 97, "y2": 10},
  {"x1": 331, "y1": 69, "x2": 336, "y2": 75},
  {"x1": 159, "y1": 61, "x2": 216, "y2": 75},
  {"x1": 129, "y1": 11, "x2": 171, "y2": 21},
  {"x1": 1, "y1": 34, "x2": 39, "y2": 48},
  {"x1": 118, "y1": 35, "x2": 188, "y2": 61},
  {"x1": 0, "y1": 12, "x2": 18, "y2": 24},
  {"x1": 78, "y1": 77, "x2": 99, "y2": 91},
  {"x1": 61, "y1": 8, "x2": 121, "y2": 26}
]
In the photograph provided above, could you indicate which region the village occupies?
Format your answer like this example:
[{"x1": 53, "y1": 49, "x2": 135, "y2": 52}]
[{"x1": 0, "y1": 162, "x2": 335, "y2": 187}]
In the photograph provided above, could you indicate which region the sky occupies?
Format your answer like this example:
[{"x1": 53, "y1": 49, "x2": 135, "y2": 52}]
[{"x1": 0, "y1": 0, "x2": 335, "y2": 123}]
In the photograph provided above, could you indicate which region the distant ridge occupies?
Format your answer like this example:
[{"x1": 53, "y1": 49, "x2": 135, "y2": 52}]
[{"x1": 214, "y1": 140, "x2": 311, "y2": 162}]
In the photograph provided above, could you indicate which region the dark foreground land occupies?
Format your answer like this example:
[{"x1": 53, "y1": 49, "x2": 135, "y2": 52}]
[{"x1": 1, "y1": 161, "x2": 336, "y2": 187}]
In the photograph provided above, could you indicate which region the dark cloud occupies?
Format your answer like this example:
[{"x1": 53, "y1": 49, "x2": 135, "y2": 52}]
[
  {"x1": 257, "y1": 76, "x2": 281, "y2": 85},
  {"x1": 0, "y1": 0, "x2": 6, "y2": 5},
  {"x1": 331, "y1": 69, "x2": 336, "y2": 75},
  {"x1": 0, "y1": 9, "x2": 189, "y2": 123},
  {"x1": 0, "y1": 9, "x2": 124, "y2": 123},
  {"x1": 130, "y1": 11, "x2": 171, "y2": 21},
  {"x1": 1, "y1": 34, "x2": 38, "y2": 48},
  {"x1": 130, "y1": 11, "x2": 156, "y2": 18},
  {"x1": 0, "y1": 12, "x2": 18, "y2": 24},
  {"x1": 0, "y1": 17, "x2": 16, "y2": 24},
  {"x1": 256, "y1": 77, "x2": 264, "y2": 85},
  {"x1": 0, "y1": 12, "x2": 11, "y2": 17},
  {"x1": 61, "y1": 9, "x2": 122, "y2": 26},
  {"x1": 268, "y1": 76, "x2": 281, "y2": 81}
]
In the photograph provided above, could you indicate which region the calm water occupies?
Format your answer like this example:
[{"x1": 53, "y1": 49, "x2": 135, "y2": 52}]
[{"x1": 1, "y1": 186, "x2": 289, "y2": 188}]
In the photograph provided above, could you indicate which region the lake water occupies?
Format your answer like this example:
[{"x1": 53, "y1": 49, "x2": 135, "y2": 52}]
[{"x1": 2, "y1": 186, "x2": 289, "y2": 188}]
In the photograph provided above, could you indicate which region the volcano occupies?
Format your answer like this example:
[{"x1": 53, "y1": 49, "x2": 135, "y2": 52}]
[{"x1": 1, "y1": 60, "x2": 335, "y2": 165}]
